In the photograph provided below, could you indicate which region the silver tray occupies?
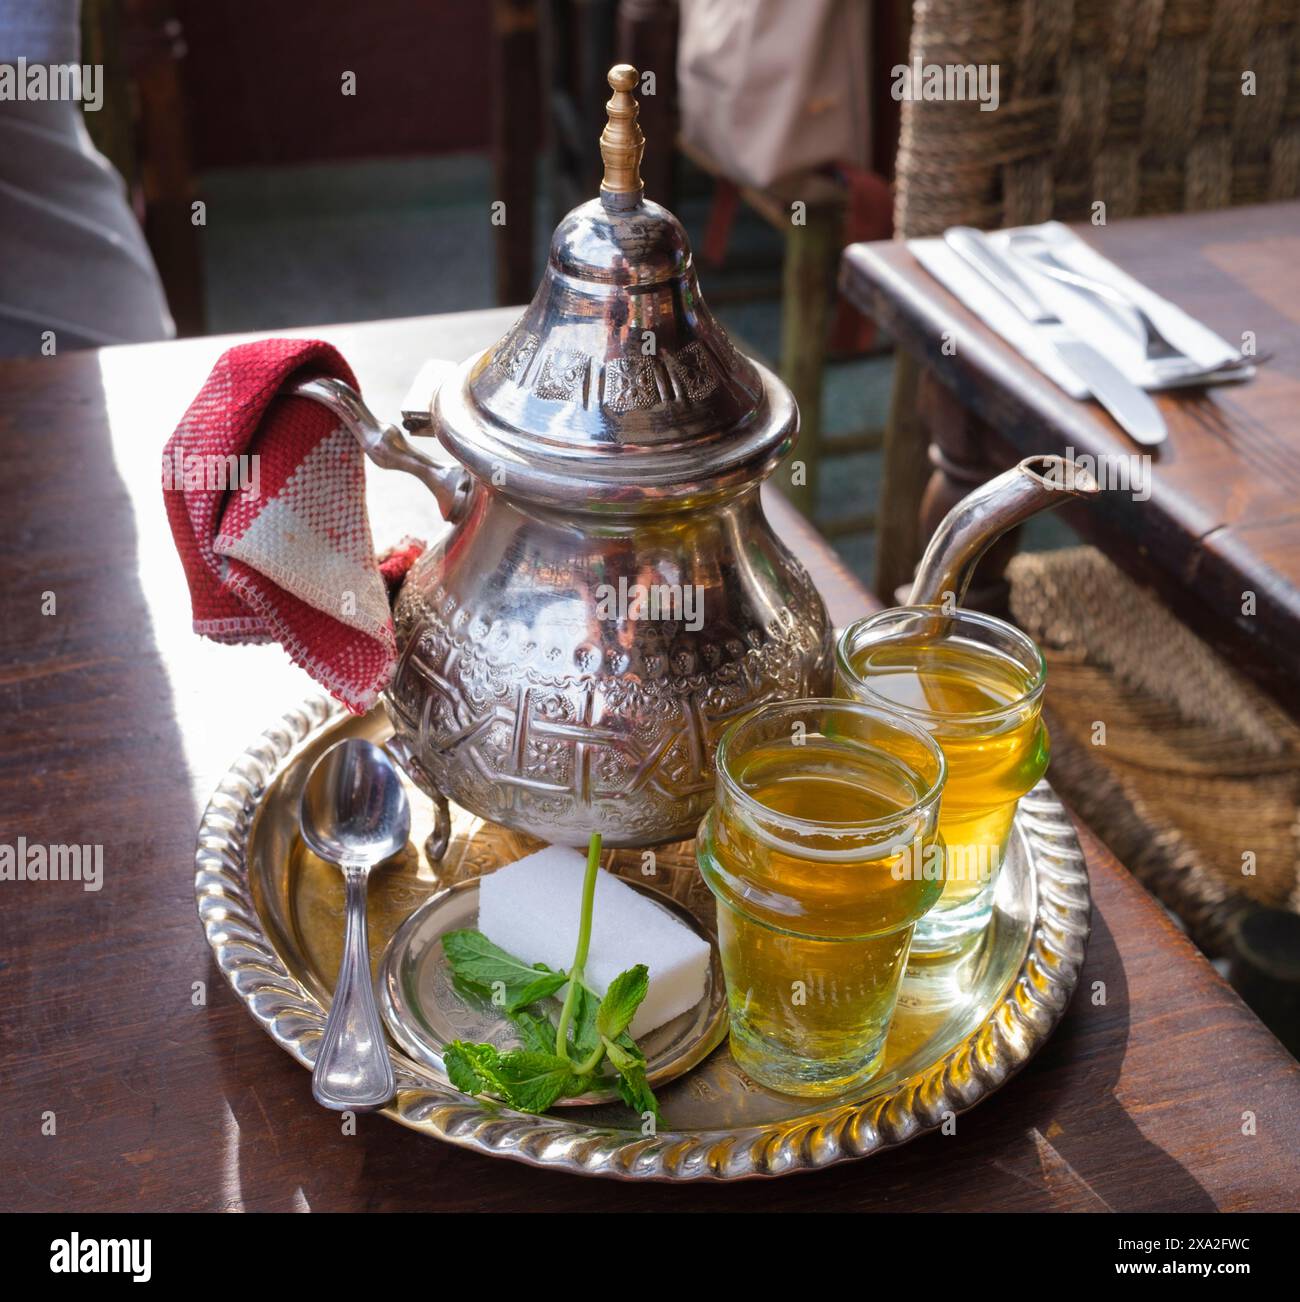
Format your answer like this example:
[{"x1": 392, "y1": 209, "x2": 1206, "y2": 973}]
[{"x1": 195, "y1": 696, "x2": 1091, "y2": 1182}]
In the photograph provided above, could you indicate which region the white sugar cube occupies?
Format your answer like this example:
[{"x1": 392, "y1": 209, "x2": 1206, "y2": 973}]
[{"x1": 477, "y1": 846, "x2": 710, "y2": 1039}]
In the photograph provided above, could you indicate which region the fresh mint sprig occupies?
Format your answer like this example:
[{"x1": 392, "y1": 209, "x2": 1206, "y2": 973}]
[{"x1": 442, "y1": 834, "x2": 662, "y2": 1123}]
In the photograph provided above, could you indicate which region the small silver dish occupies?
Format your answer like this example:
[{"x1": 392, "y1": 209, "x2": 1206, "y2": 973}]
[{"x1": 378, "y1": 878, "x2": 728, "y2": 1106}]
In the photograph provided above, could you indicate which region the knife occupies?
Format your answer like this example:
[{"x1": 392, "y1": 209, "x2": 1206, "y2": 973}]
[{"x1": 944, "y1": 226, "x2": 1167, "y2": 446}]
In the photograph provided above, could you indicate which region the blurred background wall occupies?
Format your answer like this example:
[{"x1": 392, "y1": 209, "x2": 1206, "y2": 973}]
[{"x1": 176, "y1": 1, "x2": 499, "y2": 166}]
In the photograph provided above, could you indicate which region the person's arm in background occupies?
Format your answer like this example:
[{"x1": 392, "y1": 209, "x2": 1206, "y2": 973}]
[{"x1": 0, "y1": 0, "x2": 174, "y2": 357}]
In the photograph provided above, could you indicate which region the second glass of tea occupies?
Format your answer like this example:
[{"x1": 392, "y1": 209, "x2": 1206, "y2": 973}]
[
  {"x1": 696, "y1": 699, "x2": 946, "y2": 1097},
  {"x1": 835, "y1": 607, "x2": 1049, "y2": 954}
]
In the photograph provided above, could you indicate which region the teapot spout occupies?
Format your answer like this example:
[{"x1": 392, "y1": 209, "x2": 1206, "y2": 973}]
[
  {"x1": 907, "y1": 454, "x2": 1101, "y2": 607},
  {"x1": 290, "y1": 376, "x2": 472, "y2": 524}
]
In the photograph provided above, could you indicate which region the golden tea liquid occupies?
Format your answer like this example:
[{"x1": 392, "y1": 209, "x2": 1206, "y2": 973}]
[
  {"x1": 836, "y1": 609, "x2": 1048, "y2": 952},
  {"x1": 697, "y1": 701, "x2": 945, "y2": 1097}
]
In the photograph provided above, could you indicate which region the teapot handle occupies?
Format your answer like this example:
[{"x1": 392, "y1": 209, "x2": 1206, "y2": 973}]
[
  {"x1": 289, "y1": 375, "x2": 472, "y2": 524},
  {"x1": 288, "y1": 373, "x2": 466, "y2": 865}
]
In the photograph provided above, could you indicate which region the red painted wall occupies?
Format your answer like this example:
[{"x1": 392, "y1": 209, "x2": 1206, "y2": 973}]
[{"x1": 175, "y1": 0, "x2": 498, "y2": 167}]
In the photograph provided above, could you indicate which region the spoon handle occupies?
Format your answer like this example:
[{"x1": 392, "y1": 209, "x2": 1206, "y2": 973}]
[{"x1": 312, "y1": 864, "x2": 396, "y2": 1111}]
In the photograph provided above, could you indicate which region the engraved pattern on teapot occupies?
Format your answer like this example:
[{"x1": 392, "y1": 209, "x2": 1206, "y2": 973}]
[
  {"x1": 492, "y1": 317, "x2": 723, "y2": 414},
  {"x1": 385, "y1": 553, "x2": 830, "y2": 846}
]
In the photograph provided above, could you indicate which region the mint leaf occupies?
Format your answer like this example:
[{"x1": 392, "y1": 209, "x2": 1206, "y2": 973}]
[
  {"x1": 507, "y1": 1008, "x2": 559, "y2": 1055},
  {"x1": 569, "y1": 981, "x2": 602, "y2": 1059},
  {"x1": 448, "y1": 972, "x2": 499, "y2": 1013},
  {"x1": 443, "y1": 929, "x2": 571, "y2": 1020},
  {"x1": 443, "y1": 929, "x2": 564, "y2": 1014},
  {"x1": 506, "y1": 969, "x2": 569, "y2": 1013},
  {"x1": 614, "y1": 1070, "x2": 661, "y2": 1125},
  {"x1": 444, "y1": 1040, "x2": 505, "y2": 1096},
  {"x1": 603, "y1": 1035, "x2": 662, "y2": 1125},
  {"x1": 602, "y1": 1036, "x2": 641, "y2": 1072},
  {"x1": 596, "y1": 964, "x2": 649, "y2": 1041},
  {"x1": 442, "y1": 929, "x2": 555, "y2": 991},
  {"x1": 494, "y1": 1051, "x2": 585, "y2": 1114},
  {"x1": 613, "y1": 1030, "x2": 642, "y2": 1059}
]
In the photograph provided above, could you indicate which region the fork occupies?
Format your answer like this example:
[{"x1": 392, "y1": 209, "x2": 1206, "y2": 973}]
[{"x1": 1006, "y1": 234, "x2": 1255, "y2": 384}]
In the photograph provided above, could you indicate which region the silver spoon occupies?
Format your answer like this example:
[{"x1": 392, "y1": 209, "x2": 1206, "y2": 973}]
[{"x1": 299, "y1": 738, "x2": 409, "y2": 1111}]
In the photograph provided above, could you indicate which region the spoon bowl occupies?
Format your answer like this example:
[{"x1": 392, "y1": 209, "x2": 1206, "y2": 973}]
[{"x1": 300, "y1": 738, "x2": 411, "y2": 867}]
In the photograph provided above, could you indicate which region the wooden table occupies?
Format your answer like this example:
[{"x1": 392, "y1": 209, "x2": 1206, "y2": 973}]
[
  {"x1": 842, "y1": 201, "x2": 1300, "y2": 717},
  {"x1": 2, "y1": 309, "x2": 1297, "y2": 1212}
]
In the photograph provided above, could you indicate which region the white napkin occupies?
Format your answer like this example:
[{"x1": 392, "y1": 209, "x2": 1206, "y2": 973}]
[{"x1": 909, "y1": 221, "x2": 1247, "y2": 397}]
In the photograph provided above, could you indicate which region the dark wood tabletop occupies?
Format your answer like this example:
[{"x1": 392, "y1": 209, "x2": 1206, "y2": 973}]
[
  {"x1": 2, "y1": 308, "x2": 1298, "y2": 1212},
  {"x1": 841, "y1": 200, "x2": 1300, "y2": 717}
]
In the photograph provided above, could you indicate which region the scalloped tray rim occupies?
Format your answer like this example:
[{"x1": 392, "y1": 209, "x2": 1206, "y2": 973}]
[{"x1": 193, "y1": 694, "x2": 1092, "y2": 1182}]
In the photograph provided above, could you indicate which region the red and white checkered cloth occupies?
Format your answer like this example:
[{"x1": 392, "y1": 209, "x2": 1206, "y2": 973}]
[{"x1": 162, "y1": 338, "x2": 421, "y2": 713}]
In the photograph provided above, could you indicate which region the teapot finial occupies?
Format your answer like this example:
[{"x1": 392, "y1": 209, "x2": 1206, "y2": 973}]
[{"x1": 599, "y1": 63, "x2": 644, "y2": 206}]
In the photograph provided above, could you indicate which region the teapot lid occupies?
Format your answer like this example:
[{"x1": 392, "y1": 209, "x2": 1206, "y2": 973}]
[{"x1": 431, "y1": 65, "x2": 797, "y2": 513}]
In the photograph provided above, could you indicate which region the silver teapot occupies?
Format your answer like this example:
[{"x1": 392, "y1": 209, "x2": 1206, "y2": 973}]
[{"x1": 292, "y1": 66, "x2": 832, "y2": 854}]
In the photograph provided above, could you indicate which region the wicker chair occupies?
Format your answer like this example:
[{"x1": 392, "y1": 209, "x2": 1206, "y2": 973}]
[
  {"x1": 894, "y1": 0, "x2": 1300, "y2": 242},
  {"x1": 875, "y1": 0, "x2": 1300, "y2": 1022}
]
